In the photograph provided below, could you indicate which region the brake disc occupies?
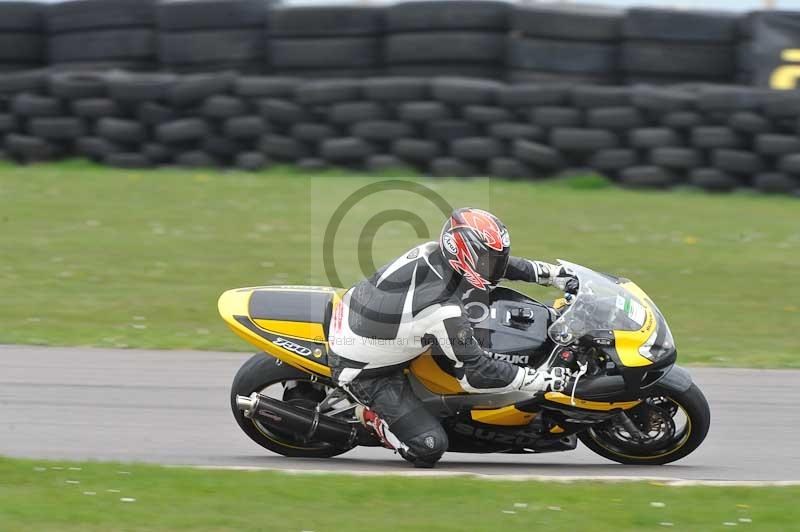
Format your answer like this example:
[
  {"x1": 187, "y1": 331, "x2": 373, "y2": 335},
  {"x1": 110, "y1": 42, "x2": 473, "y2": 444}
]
[{"x1": 599, "y1": 403, "x2": 676, "y2": 453}]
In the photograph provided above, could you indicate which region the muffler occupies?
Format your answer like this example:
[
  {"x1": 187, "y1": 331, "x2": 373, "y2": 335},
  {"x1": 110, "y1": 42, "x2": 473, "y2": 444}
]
[{"x1": 236, "y1": 393, "x2": 358, "y2": 446}]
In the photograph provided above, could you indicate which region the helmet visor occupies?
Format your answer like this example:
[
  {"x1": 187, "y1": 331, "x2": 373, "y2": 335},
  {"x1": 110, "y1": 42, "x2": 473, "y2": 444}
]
[{"x1": 476, "y1": 249, "x2": 509, "y2": 284}]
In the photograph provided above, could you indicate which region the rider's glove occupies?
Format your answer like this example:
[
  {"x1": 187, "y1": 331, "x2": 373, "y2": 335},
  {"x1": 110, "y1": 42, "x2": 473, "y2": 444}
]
[
  {"x1": 560, "y1": 276, "x2": 579, "y2": 296},
  {"x1": 517, "y1": 366, "x2": 569, "y2": 394},
  {"x1": 536, "y1": 262, "x2": 578, "y2": 294},
  {"x1": 552, "y1": 266, "x2": 578, "y2": 295}
]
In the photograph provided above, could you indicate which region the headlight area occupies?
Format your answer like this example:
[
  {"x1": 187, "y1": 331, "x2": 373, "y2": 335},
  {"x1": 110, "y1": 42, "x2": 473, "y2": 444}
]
[{"x1": 638, "y1": 319, "x2": 676, "y2": 362}]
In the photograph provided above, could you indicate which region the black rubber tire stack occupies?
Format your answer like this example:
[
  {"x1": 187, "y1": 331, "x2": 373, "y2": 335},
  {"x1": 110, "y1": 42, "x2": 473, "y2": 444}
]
[
  {"x1": 429, "y1": 77, "x2": 508, "y2": 177},
  {"x1": 6, "y1": 90, "x2": 65, "y2": 163},
  {"x1": 340, "y1": 77, "x2": 426, "y2": 171},
  {"x1": 292, "y1": 79, "x2": 366, "y2": 168},
  {"x1": 265, "y1": 79, "x2": 353, "y2": 167},
  {"x1": 621, "y1": 8, "x2": 739, "y2": 85},
  {"x1": 157, "y1": 0, "x2": 270, "y2": 74},
  {"x1": 499, "y1": 83, "x2": 572, "y2": 179},
  {"x1": 545, "y1": 86, "x2": 629, "y2": 173},
  {"x1": 0, "y1": 2, "x2": 45, "y2": 73},
  {"x1": 384, "y1": 0, "x2": 510, "y2": 80},
  {"x1": 0, "y1": 71, "x2": 44, "y2": 156},
  {"x1": 435, "y1": 77, "x2": 557, "y2": 178},
  {"x1": 615, "y1": 84, "x2": 700, "y2": 188},
  {"x1": 4, "y1": 70, "x2": 82, "y2": 163},
  {"x1": 267, "y1": 6, "x2": 384, "y2": 79},
  {"x1": 735, "y1": 12, "x2": 756, "y2": 86},
  {"x1": 45, "y1": 0, "x2": 157, "y2": 72},
  {"x1": 690, "y1": 85, "x2": 768, "y2": 191},
  {"x1": 0, "y1": 69, "x2": 798, "y2": 195},
  {"x1": 100, "y1": 71, "x2": 179, "y2": 167},
  {"x1": 45, "y1": 71, "x2": 114, "y2": 163},
  {"x1": 508, "y1": 3, "x2": 623, "y2": 85}
]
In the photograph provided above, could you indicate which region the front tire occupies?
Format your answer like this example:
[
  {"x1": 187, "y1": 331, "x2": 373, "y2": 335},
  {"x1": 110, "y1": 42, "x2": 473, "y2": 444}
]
[
  {"x1": 578, "y1": 383, "x2": 710, "y2": 465},
  {"x1": 231, "y1": 353, "x2": 355, "y2": 458}
]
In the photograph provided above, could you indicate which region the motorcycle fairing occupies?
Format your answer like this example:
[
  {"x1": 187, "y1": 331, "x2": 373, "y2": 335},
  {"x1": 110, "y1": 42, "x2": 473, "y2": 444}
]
[
  {"x1": 543, "y1": 392, "x2": 641, "y2": 411},
  {"x1": 469, "y1": 404, "x2": 537, "y2": 426},
  {"x1": 611, "y1": 281, "x2": 659, "y2": 368},
  {"x1": 219, "y1": 286, "x2": 342, "y2": 378},
  {"x1": 407, "y1": 353, "x2": 465, "y2": 394}
]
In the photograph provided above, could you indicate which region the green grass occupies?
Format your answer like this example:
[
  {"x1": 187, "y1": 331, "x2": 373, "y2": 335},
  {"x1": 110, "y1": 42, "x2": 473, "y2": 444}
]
[
  {"x1": 1, "y1": 160, "x2": 798, "y2": 367},
  {"x1": 0, "y1": 457, "x2": 794, "y2": 532}
]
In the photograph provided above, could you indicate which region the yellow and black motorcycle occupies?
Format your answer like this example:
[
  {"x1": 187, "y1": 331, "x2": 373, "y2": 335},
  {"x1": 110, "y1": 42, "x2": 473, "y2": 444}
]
[{"x1": 221, "y1": 261, "x2": 710, "y2": 465}]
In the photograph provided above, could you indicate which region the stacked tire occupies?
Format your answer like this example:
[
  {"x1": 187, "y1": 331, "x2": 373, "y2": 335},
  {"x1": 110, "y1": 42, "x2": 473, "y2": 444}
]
[
  {"x1": 751, "y1": 90, "x2": 800, "y2": 193},
  {"x1": 415, "y1": 77, "x2": 505, "y2": 176},
  {"x1": 0, "y1": 2, "x2": 45, "y2": 73},
  {"x1": 615, "y1": 84, "x2": 800, "y2": 194},
  {"x1": 621, "y1": 8, "x2": 739, "y2": 85},
  {"x1": 267, "y1": 6, "x2": 384, "y2": 78},
  {"x1": 243, "y1": 76, "x2": 312, "y2": 166},
  {"x1": 384, "y1": 1, "x2": 510, "y2": 80},
  {"x1": 494, "y1": 82, "x2": 574, "y2": 178},
  {"x1": 508, "y1": 3, "x2": 623, "y2": 85},
  {"x1": 5, "y1": 71, "x2": 90, "y2": 163},
  {"x1": 46, "y1": 0, "x2": 157, "y2": 72},
  {"x1": 736, "y1": 13, "x2": 756, "y2": 85},
  {"x1": 404, "y1": 78, "x2": 563, "y2": 178},
  {"x1": 293, "y1": 79, "x2": 371, "y2": 168},
  {"x1": 94, "y1": 72, "x2": 178, "y2": 167},
  {"x1": 157, "y1": 0, "x2": 270, "y2": 74}
]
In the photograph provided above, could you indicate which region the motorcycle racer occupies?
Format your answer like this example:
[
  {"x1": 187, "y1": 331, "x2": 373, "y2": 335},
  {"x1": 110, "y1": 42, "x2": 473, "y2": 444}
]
[{"x1": 328, "y1": 208, "x2": 575, "y2": 468}]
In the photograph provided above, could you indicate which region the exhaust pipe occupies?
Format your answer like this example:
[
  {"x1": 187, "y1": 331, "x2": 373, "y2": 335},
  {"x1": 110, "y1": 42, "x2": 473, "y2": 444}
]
[
  {"x1": 236, "y1": 392, "x2": 358, "y2": 446},
  {"x1": 236, "y1": 393, "x2": 258, "y2": 413}
]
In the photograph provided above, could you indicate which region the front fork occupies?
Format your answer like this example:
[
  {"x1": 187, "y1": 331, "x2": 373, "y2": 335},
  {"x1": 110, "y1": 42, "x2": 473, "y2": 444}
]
[{"x1": 614, "y1": 410, "x2": 649, "y2": 441}]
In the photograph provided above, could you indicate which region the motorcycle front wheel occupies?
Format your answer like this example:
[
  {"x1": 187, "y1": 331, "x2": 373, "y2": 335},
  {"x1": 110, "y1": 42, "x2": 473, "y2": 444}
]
[{"x1": 578, "y1": 383, "x2": 710, "y2": 465}]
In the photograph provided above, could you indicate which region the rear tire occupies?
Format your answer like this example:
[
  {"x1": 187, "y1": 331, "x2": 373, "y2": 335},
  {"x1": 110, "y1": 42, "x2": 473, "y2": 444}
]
[
  {"x1": 578, "y1": 383, "x2": 710, "y2": 465},
  {"x1": 230, "y1": 353, "x2": 355, "y2": 458}
]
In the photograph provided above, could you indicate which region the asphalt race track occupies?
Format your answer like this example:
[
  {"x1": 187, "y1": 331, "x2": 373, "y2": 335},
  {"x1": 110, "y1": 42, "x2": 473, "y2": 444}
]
[{"x1": 1, "y1": 345, "x2": 798, "y2": 482}]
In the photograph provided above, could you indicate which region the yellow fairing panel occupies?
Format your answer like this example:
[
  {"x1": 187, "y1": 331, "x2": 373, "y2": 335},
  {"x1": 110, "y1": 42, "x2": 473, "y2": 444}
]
[
  {"x1": 612, "y1": 281, "x2": 657, "y2": 368},
  {"x1": 253, "y1": 319, "x2": 326, "y2": 342},
  {"x1": 545, "y1": 392, "x2": 641, "y2": 411},
  {"x1": 218, "y1": 287, "x2": 332, "y2": 377},
  {"x1": 470, "y1": 405, "x2": 536, "y2": 426},
  {"x1": 218, "y1": 287, "x2": 255, "y2": 323},
  {"x1": 408, "y1": 354, "x2": 465, "y2": 394}
]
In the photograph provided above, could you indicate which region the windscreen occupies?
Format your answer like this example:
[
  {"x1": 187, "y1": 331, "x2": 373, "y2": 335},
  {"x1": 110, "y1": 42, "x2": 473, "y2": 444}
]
[{"x1": 547, "y1": 261, "x2": 649, "y2": 345}]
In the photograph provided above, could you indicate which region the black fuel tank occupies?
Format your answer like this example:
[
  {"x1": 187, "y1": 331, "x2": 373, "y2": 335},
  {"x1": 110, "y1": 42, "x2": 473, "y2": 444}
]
[{"x1": 463, "y1": 287, "x2": 554, "y2": 366}]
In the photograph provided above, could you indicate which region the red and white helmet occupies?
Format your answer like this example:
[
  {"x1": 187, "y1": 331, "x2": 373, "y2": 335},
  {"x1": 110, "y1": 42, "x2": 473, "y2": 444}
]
[{"x1": 439, "y1": 208, "x2": 510, "y2": 290}]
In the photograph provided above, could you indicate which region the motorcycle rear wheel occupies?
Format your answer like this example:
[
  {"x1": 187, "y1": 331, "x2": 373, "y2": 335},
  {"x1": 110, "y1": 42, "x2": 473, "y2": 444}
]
[
  {"x1": 578, "y1": 383, "x2": 710, "y2": 465},
  {"x1": 230, "y1": 353, "x2": 356, "y2": 458}
]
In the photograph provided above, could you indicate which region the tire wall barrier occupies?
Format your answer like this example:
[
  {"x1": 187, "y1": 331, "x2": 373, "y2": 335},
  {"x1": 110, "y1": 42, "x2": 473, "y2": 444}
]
[
  {"x1": 0, "y1": 0, "x2": 798, "y2": 195},
  {"x1": 0, "y1": 1, "x2": 796, "y2": 85},
  {"x1": 1, "y1": 71, "x2": 799, "y2": 195}
]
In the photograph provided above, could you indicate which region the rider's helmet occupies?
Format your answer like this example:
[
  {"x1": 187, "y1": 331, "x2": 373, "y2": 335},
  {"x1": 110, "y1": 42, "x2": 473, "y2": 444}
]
[{"x1": 439, "y1": 208, "x2": 510, "y2": 290}]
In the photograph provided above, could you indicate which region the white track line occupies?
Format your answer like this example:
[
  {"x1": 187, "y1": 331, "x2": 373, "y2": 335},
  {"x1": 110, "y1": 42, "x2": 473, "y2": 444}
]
[{"x1": 176, "y1": 465, "x2": 800, "y2": 486}]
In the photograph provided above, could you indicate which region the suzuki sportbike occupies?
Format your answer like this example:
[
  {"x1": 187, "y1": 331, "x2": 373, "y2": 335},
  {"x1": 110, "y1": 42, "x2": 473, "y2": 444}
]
[{"x1": 221, "y1": 261, "x2": 710, "y2": 465}]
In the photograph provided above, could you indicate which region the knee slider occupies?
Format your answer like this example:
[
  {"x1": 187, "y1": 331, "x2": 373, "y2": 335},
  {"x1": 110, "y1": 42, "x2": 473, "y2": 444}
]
[
  {"x1": 389, "y1": 408, "x2": 448, "y2": 462},
  {"x1": 407, "y1": 426, "x2": 448, "y2": 461}
]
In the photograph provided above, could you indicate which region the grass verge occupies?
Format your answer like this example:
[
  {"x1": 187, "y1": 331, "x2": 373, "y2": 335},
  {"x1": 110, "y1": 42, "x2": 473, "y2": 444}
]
[
  {"x1": 0, "y1": 457, "x2": 794, "y2": 532},
  {"x1": 0, "y1": 160, "x2": 798, "y2": 367}
]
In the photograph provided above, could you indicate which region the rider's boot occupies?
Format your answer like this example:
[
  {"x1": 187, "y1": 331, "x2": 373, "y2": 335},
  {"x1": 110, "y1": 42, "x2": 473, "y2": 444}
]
[
  {"x1": 355, "y1": 405, "x2": 406, "y2": 451},
  {"x1": 356, "y1": 406, "x2": 441, "y2": 468}
]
